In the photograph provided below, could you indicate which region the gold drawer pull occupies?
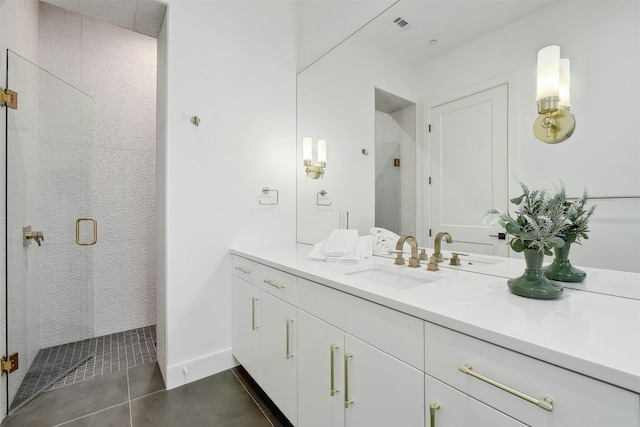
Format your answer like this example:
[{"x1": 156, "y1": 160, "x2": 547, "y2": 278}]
[
  {"x1": 286, "y1": 318, "x2": 294, "y2": 359},
  {"x1": 458, "y1": 363, "x2": 553, "y2": 412},
  {"x1": 429, "y1": 403, "x2": 440, "y2": 427},
  {"x1": 344, "y1": 353, "x2": 354, "y2": 408},
  {"x1": 251, "y1": 297, "x2": 259, "y2": 331},
  {"x1": 330, "y1": 344, "x2": 340, "y2": 396},
  {"x1": 234, "y1": 266, "x2": 251, "y2": 274},
  {"x1": 263, "y1": 279, "x2": 285, "y2": 289}
]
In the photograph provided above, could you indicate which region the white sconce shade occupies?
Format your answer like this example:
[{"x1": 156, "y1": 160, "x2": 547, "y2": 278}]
[
  {"x1": 533, "y1": 45, "x2": 575, "y2": 144},
  {"x1": 303, "y1": 137, "x2": 313, "y2": 162},
  {"x1": 536, "y1": 45, "x2": 560, "y2": 100},
  {"x1": 558, "y1": 58, "x2": 571, "y2": 108},
  {"x1": 317, "y1": 139, "x2": 327, "y2": 163},
  {"x1": 302, "y1": 137, "x2": 327, "y2": 179}
]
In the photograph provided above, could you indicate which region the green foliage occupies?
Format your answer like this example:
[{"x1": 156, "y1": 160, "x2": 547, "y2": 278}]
[
  {"x1": 556, "y1": 185, "x2": 596, "y2": 245},
  {"x1": 487, "y1": 181, "x2": 570, "y2": 255}
]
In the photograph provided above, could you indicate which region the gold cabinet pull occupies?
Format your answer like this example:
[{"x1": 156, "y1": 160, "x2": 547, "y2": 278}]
[
  {"x1": 263, "y1": 279, "x2": 284, "y2": 289},
  {"x1": 251, "y1": 297, "x2": 259, "y2": 331},
  {"x1": 458, "y1": 363, "x2": 553, "y2": 412},
  {"x1": 344, "y1": 352, "x2": 354, "y2": 408},
  {"x1": 263, "y1": 279, "x2": 285, "y2": 289},
  {"x1": 234, "y1": 266, "x2": 251, "y2": 274},
  {"x1": 285, "y1": 318, "x2": 294, "y2": 359},
  {"x1": 330, "y1": 344, "x2": 340, "y2": 396},
  {"x1": 76, "y1": 217, "x2": 97, "y2": 246},
  {"x1": 429, "y1": 403, "x2": 440, "y2": 427}
]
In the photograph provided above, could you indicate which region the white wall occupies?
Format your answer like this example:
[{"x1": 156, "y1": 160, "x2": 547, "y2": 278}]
[
  {"x1": 161, "y1": 0, "x2": 297, "y2": 389},
  {"x1": 418, "y1": 1, "x2": 640, "y2": 272},
  {"x1": 297, "y1": 36, "x2": 419, "y2": 244},
  {"x1": 0, "y1": 0, "x2": 40, "y2": 418}
]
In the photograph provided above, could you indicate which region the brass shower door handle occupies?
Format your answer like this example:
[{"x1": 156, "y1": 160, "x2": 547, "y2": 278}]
[{"x1": 76, "y1": 218, "x2": 97, "y2": 246}]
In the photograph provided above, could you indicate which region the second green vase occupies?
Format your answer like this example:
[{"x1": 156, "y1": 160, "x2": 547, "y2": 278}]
[{"x1": 543, "y1": 243, "x2": 586, "y2": 282}]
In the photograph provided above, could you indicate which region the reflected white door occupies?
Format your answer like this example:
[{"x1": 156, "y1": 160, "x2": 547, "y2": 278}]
[{"x1": 429, "y1": 84, "x2": 509, "y2": 256}]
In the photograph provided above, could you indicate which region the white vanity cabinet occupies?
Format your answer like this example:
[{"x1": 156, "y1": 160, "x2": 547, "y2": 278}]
[
  {"x1": 425, "y1": 374, "x2": 526, "y2": 427},
  {"x1": 297, "y1": 279, "x2": 425, "y2": 427},
  {"x1": 424, "y1": 321, "x2": 640, "y2": 427},
  {"x1": 231, "y1": 275, "x2": 261, "y2": 380},
  {"x1": 231, "y1": 256, "x2": 298, "y2": 425}
]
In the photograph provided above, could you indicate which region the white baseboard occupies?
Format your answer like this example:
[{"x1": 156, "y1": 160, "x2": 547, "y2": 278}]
[{"x1": 164, "y1": 347, "x2": 238, "y2": 390}]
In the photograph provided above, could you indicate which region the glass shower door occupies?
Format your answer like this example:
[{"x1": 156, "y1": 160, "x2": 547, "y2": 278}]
[{"x1": 5, "y1": 50, "x2": 95, "y2": 413}]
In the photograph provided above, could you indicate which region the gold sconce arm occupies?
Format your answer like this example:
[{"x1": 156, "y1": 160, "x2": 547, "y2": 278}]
[
  {"x1": 304, "y1": 160, "x2": 326, "y2": 179},
  {"x1": 534, "y1": 98, "x2": 575, "y2": 144}
]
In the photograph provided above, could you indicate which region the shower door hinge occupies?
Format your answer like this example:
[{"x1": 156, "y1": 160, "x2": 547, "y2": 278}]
[
  {"x1": 1, "y1": 88, "x2": 18, "y2": 109},
  {"x1": 2, "y1": 353, "x2": 19, "y2": 375}
]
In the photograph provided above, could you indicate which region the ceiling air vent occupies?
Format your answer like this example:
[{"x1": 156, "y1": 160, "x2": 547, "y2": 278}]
[{"x1": 392, "y1": 17, "x2": 411, "y2": 30}]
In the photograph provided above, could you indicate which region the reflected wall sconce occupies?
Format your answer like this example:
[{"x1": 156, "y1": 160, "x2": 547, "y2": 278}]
[
  {"x1": 534, "y1": 45, "x2": 575, "y2": 144},
  {"x1": 303, "y1": 137, "x2": 327, "y2": 179}
]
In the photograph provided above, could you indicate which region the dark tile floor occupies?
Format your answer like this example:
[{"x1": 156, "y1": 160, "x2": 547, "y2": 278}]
[{"x1": 1, "y1": 363, "x2": 290, "y2": 427}]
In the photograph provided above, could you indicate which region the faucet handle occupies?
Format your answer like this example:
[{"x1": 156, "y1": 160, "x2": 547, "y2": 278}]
[
  {"x1": 418, "y1": 247, "x2": 428, "y2": 261},
  {"x1": 389, "y1": 250, "x2": 405, "y2": 265},
  {"x1": 426, "y1": 256, "x2": 439, "y2": 272},
  {"x1": 449, "y1": 252, "x2": 469, "y2": 266}
]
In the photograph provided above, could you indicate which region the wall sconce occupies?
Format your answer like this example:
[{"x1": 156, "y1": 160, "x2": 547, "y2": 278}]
[
  {"x1": 533, "y1": 45, "x2": 575, "y2": 144},
  {"x1": 303, "y1": 137, "x2": 327, "y2": 179}
]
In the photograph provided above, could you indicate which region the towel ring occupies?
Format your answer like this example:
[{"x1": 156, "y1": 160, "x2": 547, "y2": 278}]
[
  {"x1": 259, "y1": 187, "x2": 279, "y2": 205},
  {"x1": 317, "y1": 190, "x2": 332, "y2": 206}
]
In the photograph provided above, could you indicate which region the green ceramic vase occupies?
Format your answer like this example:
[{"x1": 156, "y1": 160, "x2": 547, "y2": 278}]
[
  {"x1": 543, "y1": 243, "x2": 586, "y2": 282},
  {"x1": 507, "y1": 249, "x2": 563, "y2": 299}
]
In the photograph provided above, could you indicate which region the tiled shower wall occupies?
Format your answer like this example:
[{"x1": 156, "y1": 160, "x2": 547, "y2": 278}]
[
  {"x1": 39, "y1": 3, "x2": 157, "y2": 342},
  {"x1": 375, "y1": 106, "x2": 416, "y2": 237}
]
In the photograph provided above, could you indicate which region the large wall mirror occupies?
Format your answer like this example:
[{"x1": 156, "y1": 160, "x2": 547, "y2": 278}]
[{"x1": 297, "y1": 0, "x2": 640, "y2": 273}]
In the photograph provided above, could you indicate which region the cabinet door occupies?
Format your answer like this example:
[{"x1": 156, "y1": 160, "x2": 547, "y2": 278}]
[
  {"x1": 298, "y1": 310, "x2": 345, "y2": 427},
  {"x1": 260, "y1": 292, "x2": 298, "y2": 425},
  {"x1": 231, "y1": 276, "x2": 261, "y2": 381},
  {"x1": 344, "y1": 335, "x2": 424, "y2": 427},
  {"x1": 425, "y1": 375, "x2": 526, "y2": 427}
]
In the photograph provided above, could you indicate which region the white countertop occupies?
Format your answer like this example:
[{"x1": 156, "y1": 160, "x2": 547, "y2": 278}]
[{"x1": 231, "y1": 243, "x2": 640, "y2": 394}]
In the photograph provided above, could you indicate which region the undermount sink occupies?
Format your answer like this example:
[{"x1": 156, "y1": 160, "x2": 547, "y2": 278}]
[{"x1": 341, "y1": 264, "x2": 444, "y2": 289}]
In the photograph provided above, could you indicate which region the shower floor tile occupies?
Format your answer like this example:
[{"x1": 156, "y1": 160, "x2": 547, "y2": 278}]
[{"x1": 11, "y1": 325, "x2": 156, "y2": 411}]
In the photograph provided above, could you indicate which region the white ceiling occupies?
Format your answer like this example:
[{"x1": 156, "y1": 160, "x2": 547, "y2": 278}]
[
  {"x1": 42, "y1": 0, "x2": 166, "y2": 38},
  {"x1": 41, "y1": 0, "x2": 555, "y2": 69},
  {"x1": 297, "y1": 0, "x2": 558, "y2": 72},
  {"x1": 349, "y1": 0, "x2": 557, "y2": 67}
]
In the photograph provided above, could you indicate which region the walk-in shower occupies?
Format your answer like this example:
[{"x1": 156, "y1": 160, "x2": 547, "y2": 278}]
[{"x1": 5, "y1": 49, "x2": 96, "y2": 413}]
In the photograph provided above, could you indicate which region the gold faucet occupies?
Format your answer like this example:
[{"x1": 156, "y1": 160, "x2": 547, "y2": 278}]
[
  {"x1": 395, "y1": 235, "x2": 421, "y2": 267},
  {"x1": 433, "y1": 232, "x2": 453, "y2": 262}
]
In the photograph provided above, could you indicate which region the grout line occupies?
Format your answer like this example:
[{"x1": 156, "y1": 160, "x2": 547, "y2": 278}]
[
  {"x1": 127, "y1": 368, "x2": 134, "y2": 427},
  {"x1": 51, "y1": 402, "x2": 130, "y2": 427},
  {"x1": 230, "y1": 368, "x2": 277, "y2": 427}
]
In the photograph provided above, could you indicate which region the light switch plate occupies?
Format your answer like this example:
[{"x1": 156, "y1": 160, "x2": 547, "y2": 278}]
[{"x1": 339, "y1": 211, "x2": 349, "y2": 229}]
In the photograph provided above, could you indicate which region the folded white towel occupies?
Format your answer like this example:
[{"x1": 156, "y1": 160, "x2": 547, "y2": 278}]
[
  {"x1": 323, "y1": 229, "x2": 360, "y2": 257},
  {"x1": 369, "y1": 227, "x2": 410, "y2": 255},
  {"x1": 308, "y1": 234, "x2": 373, "y2": 262}
]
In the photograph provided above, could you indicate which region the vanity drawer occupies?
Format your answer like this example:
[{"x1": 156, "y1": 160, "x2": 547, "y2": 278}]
[
  {"x1": 232, "y1": 255, "x2": 262, "y2": 286},
  {"x1": 298, "y1": 278, "x2": 423, "y2": 370},
  {"x1": 424, "y1": 321, "x2": 640, "y2": 427},
  {"x1": 258, "y1": 265, "x2": 297, "y2": 305}
]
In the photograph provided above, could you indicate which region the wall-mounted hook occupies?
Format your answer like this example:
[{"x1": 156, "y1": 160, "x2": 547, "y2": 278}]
[
  {"x1": 317, "y1": 190, "x2": 332, "y2": 206},
  {"x1": 259, "y1": 187, "x2": 279, "y2": 205},
  {"x1": 191, "y1": 116, "x2": 201, "y2": 126},
  {"x1": 361, "y1": 148, "x2": 369, "y2": 156}
]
